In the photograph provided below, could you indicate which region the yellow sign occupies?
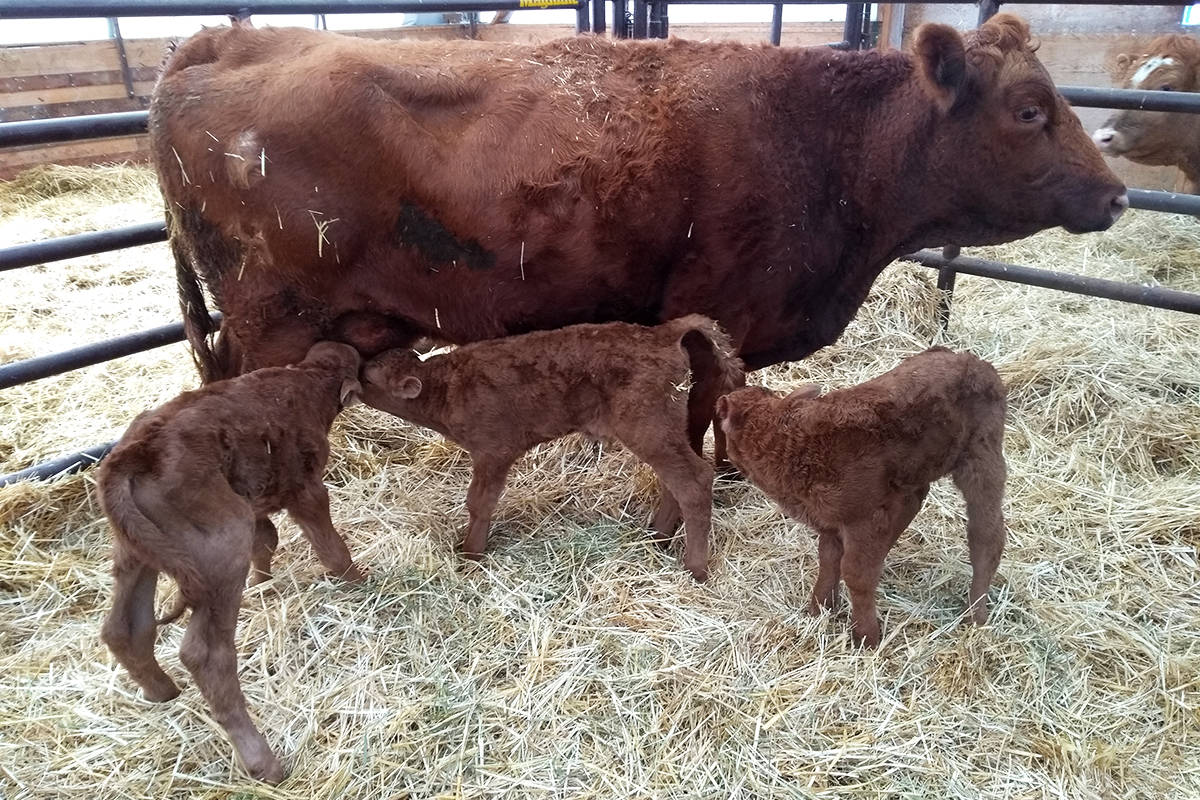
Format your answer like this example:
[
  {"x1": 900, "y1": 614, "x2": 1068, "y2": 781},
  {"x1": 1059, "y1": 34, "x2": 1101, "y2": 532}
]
[{"x1": 518, "y1": 0, "x2": 577, "y2": 7}]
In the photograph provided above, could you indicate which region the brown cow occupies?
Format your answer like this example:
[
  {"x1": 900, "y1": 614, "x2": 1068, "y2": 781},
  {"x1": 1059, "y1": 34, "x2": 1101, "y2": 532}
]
[
  {"x1": 153, "y1": 14, "x2": 1125, "y2": 393},
  {"x1": 714, "y1": 347, "x2": 1007, "y2": 648},
  {"x1": 359, "y1": 316, "x2": 743, "y2": 581},
  {"x1": 1093, "y1": 34, "x2": 1200, "y2": 191},
  {"x1": 98, "y1": 342, "x2": 364, "y2": 783}
]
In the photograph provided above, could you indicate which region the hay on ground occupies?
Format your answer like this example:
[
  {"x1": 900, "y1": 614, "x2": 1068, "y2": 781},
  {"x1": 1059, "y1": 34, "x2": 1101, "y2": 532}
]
[{"x1": 1, "y1": 164, "x2": 1198, "y2": 798}]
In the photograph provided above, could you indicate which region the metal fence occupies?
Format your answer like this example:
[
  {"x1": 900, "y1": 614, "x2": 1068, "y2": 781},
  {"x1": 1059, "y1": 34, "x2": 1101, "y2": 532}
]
[{"x1": 3, "y1": 0, "x2": 1200, "y2": 486}]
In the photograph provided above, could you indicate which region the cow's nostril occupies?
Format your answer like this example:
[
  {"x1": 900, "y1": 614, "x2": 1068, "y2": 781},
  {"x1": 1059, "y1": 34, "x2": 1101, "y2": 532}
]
[
  {"x1": 1110, "y1": 192, "x2": 1130, "y2": 221},
  {"x1": 1092, "y1": 128, "x2": 1118, "y2": 148}
]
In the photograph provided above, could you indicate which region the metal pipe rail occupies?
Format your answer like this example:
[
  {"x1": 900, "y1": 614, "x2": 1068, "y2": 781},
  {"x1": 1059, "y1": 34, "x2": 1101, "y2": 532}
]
[
  {"x1": 1059, "y1": 85, "x2": 1200, "y2": 113},
  {"x1": 908, "y1": 249, "x2": 1200, "y2": 315},
  {"x1": 0, "y1": 442, "x2": 116, "y2": 488},
  {"x1": 1, "y1": 222, "x2": 167, "y2": 272},
  {"x1": 0, "y1": 111, "x2": 150, "y2": 149},
  {"x1": 0, "y1": 316, "x2": 218, "y2": 390},
  {"x1": 0, "y1": 0, "x2": 586, "y2": 16}
]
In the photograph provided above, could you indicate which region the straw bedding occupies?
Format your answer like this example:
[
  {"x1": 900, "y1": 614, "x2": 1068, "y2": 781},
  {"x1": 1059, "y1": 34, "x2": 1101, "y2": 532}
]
[{"x1": 1, "y1": 164, "x2": 1198, "y2": 798}]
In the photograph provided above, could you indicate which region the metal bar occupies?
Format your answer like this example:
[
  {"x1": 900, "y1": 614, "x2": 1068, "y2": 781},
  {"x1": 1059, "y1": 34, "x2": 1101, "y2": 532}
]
[
  {"x1": 769, "y1": 2, "x2": 782, "y2": 45},
  {"x1": 1, "y1": 221, "x2": 167, "y2": 272},
  {"x1": 612, "y1": 0, "x2": 627, "y2": 37},
  {"x1": 631, "y1": 0, "x2": 647, "y2": 37},
  {"x1": 1059, "y1": 85, "x2": 1200, "y2": 114},
  {"x1": 0, "y1": 0, "x2": 585, "y2": 15},
  {"x1": 0, "y1": 319, "x2": 210, "y2": 390},
  {"x1": 936, "y1": 244, "x2": 961, "y2": 329},
  {"x1": 0, "y1": 442, "x2": 116, "y2": 488},
  {"x1": 907, "y1": 250, "x2": 1200, "y2": 315},
  {"x1": 1128, "y1": 188, "x2": 1200, "y2": 215},
  {"x1": 977, "y1": 0, "x2": 999, "y2": 24},
  {"x1": 108, "y1": 17, "x2": 136, "y2": 98},
  {"x1": 842, "y1": 2, "x2": 865, "y2": 50},
  {"x1": 591, "y1": 0, "x2": 605, "y2": 33},
  {"x1": 575, "y1": 0, "x2": 589, "y2": 32},
  {"x1": 0, "y1": 111, "x2": 149, "y2": 148}
]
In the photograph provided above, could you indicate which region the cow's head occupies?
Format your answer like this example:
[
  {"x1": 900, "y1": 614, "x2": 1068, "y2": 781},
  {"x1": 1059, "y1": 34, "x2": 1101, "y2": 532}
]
[
  {"x1": 1093, "y1": 35, "x2": 1200, "y2": 171},
  {"x1": 913, "y1": 14, "x2": 1127, "y2": 238},
  {"x1": 303, "y1": 341, "x2": 363, "y2": 408}
]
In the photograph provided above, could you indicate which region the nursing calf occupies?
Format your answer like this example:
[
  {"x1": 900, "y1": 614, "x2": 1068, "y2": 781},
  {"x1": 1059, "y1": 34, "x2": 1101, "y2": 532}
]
[
  {"x1": 715, "y1": 347, "x2": 1007, "y2": 647},
  {"x1": 361, "y1": 315, "x2": 743, "y2": 581},
  {"x1": 98, "y1": 342, "x2": 364, "y2": 783}
]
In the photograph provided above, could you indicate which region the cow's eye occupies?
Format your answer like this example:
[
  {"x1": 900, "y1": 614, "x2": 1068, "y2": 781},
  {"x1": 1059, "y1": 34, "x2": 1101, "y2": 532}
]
[
  {"x1": 1160, "y1": 84, "x2": 1174, "y2": 91},
  {"x1": 1017, "y1": 106, "x2": 1043, "y2": 124}
]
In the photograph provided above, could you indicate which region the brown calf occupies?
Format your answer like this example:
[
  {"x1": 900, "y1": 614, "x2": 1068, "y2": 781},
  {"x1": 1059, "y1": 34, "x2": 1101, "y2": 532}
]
[
  {"x1": 360, "y1": 316, "x2": 743, "y2": 581},
  {"x1": 98, "y1": 342, "x2": 364, "y2": 783},
  {"x1": 715, "y1": 347, "x2": 1007, "y2": 647}
]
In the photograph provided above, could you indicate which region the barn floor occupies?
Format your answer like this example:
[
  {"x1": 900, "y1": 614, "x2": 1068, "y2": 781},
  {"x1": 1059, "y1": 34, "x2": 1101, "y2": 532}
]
[{"x1": 1, "y1": 165, "x2": 1198, "y2": 798}]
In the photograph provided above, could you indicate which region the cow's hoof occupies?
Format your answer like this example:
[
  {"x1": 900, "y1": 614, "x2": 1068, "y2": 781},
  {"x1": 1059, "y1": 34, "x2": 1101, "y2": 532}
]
[
  {"x1": 249, "y1": 755, "x2": 287, "y2": 785},
  {"x1": 142, "y1": 681, "x2": 181, "y2": 703}
]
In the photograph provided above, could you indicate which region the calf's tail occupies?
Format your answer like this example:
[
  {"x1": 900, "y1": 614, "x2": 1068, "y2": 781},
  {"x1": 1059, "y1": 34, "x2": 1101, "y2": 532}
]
[{"x1": 670, "y1": 315, "x2": 745, "y2": 454}]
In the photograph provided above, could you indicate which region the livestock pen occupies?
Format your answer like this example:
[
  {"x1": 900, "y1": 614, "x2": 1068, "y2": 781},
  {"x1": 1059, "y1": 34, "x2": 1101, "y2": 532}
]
[{"x1": 2, "y1": 1, "x2": 1199, "y2": 797}]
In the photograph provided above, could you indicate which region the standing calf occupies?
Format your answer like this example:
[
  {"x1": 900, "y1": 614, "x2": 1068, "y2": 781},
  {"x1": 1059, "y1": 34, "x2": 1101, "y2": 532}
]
[
  {"x1": 360, "y1": 315, "x2": 743, "y2": 581},
  {"x1": 715, "y1": 347, "x2": 1007, "y2": 647},
  {"x1": 98, "y1": 342, "x2": 364, "y2": 783}
]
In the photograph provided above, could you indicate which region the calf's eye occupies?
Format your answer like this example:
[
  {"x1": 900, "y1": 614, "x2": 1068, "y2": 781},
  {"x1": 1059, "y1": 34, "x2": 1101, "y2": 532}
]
[{"x1": 1160, "y1": 84, "x2": 1174, "y2": 92}]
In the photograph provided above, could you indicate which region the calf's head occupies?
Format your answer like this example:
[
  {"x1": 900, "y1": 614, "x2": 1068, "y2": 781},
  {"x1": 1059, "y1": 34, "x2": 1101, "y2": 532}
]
[
  {"x1": 302, "y1": 341, "x2": 363, "y2": 408},
  {"x1": 359, "y1": 349, "x2": 426, "y2": 415},
  {"x1": 914, "y1": 14, "x2": 1127, "y2": 238},
  {"x1": 1092, "y1": 35, "x2": 1200, "y2": 170}
]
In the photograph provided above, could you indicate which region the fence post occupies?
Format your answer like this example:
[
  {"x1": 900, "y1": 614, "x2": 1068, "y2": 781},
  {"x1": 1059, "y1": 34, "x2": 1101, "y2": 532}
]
[{"x1": 770, "y1": 3, "x2": 782, "y2": 45}]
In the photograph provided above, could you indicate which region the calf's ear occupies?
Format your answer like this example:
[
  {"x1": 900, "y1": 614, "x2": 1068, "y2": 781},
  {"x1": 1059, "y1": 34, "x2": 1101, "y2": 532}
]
[
  {"x1": 397, "y1": 376, "x2": 423, "y2": 399},
  {"x1": 786, "y1": 383, "x2": 821, "y2": 401},
  {"x1": 914, "y1": 23, "x2": 968, "y2": 112},
  {"x1": 340, "y1": 379, "x2": 363, "y2": 408},
  {"x1": 1114, "y1": 52, "x2": 1133, "y2": 78},
  {"x1": 714, "y1": 395, "x2": 731, "y2": 421}
]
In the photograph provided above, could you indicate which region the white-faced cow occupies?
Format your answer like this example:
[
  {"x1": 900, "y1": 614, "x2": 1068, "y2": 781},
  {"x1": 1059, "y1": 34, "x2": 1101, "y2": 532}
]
[
  {"x1": 1093, "y1": 34, "x2": 1200, "y2": 191},
  {"x1": 153, "y1": 15, "x2": 1125, "y2": 387}
]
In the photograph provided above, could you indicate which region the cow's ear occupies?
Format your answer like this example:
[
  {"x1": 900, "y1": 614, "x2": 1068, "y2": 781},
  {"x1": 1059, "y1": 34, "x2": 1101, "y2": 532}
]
[
  {"x1": 914, "y1": 23, "x2": 968, "y2": 113},
  {"x1": 340, "y1": 378, "x2": 362, "y2": 408},
  {"x1": 397, "y1": 376, "x2": 423, "y2": 399},
  {"x1": 714, "y1": 395, "x2": 741, "y2": 429},
  {"x1": 1114, "y1": 52, "x2": 1133, "y2": 77}
]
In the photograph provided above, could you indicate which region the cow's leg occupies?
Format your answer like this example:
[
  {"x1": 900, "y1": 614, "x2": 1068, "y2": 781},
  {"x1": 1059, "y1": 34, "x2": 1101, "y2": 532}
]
[
  {"x1": 101, "y1": 552, "x2": 180, "y2": 702},
  {"x1": 808, "y1": 527, "x2": 843, "y2": 616},
  {"x1": 249, "y1": 517, "x2": 279, "y2": 585},
  {"x1": 285, "y1": 484, "x2": 362, "y2": 582},
  {"x1": 954, "y1": 447, "x2": 1006, "y2": 625},
  {"x1": 179, "y1": 547, "x2": 284, "y2": 784},
  {"x1": 460, "y1": 453, "x2": 515, "y2": 560}
]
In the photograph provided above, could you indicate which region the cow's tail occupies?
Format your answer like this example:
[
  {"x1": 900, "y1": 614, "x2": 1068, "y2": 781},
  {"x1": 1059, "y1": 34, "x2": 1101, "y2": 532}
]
[
  {"x1": 99, "y1": 468, "x2": 202, "y2": 626},
  {"x1": 171, "y1": 229, "x2": 225, "y2": 384},
  {"x1": 668, "y1": 315, "x2": 745, "y2": 451}
]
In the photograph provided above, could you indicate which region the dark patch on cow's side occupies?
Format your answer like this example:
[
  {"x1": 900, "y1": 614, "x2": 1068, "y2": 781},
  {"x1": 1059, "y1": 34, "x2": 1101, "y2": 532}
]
[{"x1": 393, "y1": 204, "x2": 494, "y2": 271}]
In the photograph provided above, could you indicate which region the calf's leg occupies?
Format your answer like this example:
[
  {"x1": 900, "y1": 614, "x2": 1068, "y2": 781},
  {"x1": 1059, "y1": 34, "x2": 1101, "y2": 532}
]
[
  {"x1": 101, "y1": 550, "x2": 180, "y2": 702},
  {"x1": 626, "y1": 438, "x2": 714, "y2": 582},
  {"x1": 460, "y1": 453, "x2": 515, "y2": 559},
  {"x1": 285, "y1": 484, "x2": 362, "y2": 581},
  {"x1": 808, "y1": 528, "x2": 843, "y2": 616},
  {"x1": 249, "y1": 517, "x2": 279, "y2": 585},
  {"x1": 953, "y1": 447, "x2": 1007, "y2": 625},
  {"x1": 179, "y1": 541, "x2": 284, "y2": 784}
]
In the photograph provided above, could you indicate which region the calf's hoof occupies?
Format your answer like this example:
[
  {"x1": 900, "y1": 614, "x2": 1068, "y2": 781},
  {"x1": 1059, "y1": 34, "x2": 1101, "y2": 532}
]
[
  {"x1": 686, "y1": 563, "x2": 708, "y2": 583},
  {"x1": 142, "y1": 680, "x2": 182, "y2": 703},
  {"x1": 247, "y1": 754, "x2": 287, "y2": 785},
  {"x1": 338, "y1": 563, "x2": 367, "y2": 583},
  {"x1": 850, "y1": 621, "x2": 882, "y2": 649}
]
